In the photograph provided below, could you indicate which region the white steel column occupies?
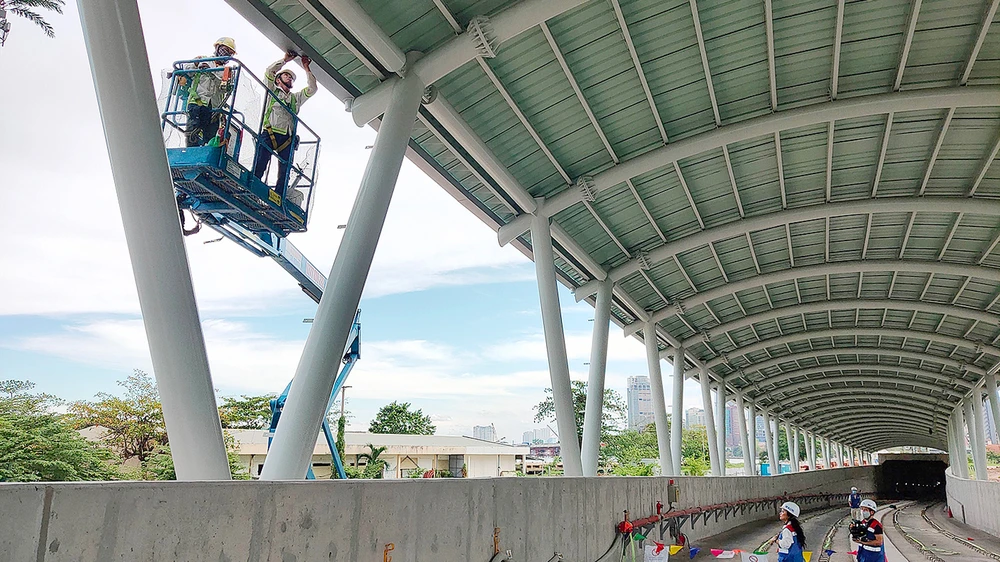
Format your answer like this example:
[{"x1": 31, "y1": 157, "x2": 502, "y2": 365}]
[
  {"x1": 670, "y1": 347, "x2": 685, "y2": 475},
  {"x1": 848, "y1": 447, "x2": 854, "y2": 467},
  {"x1": 784, "y1": 421, "x2": 795, "y2": 472},
  {"x1": 972, "y1": 392, "x2": 989, "y2": 481},
  {"x1": 823, "y1": 438, "x2": 831, "y2": 469},
  {"x1": 987, "y1": 373, "x2": 1000, "y2": 446},
  {"x1": 952, "y1": 408, "x2": 970, "y2": 478},
  {"x1": 963, "y1": 397, "x2": 981, "y2": 479},
  {"x1": 262, "y1": 54, "x2": 424, "y2": 480},
  {"x1": 581, "y1": 280, "x2": 613, "y2": 476},
  {"x1": 947, "y1": 412, "x2": 962, "y2": 477},
  {"x1": 529, "y1": 203, "x2": 583, "y2": 477},
  {"x1": 762, "y1": 411, "x2": 776, "y2": 475},
  {"x1": 808, "y1": 432, "x2": 817, "y2": 470},
  {"x1": 791, "y1": 426, "x2": 800, "y2": 472},
  {"x1": 771, "y1": 417, "x2": 781, "y2": 470},
  {"x1": 644, "y1": 326, "x2": 674, "y2": 476},
  {"x1": 77, "y1": 0, "x2": 230, "y2": 480},
  {"x1": 699, "y1": 371, "x2": 722, "y2": 476},
  {"x1": 735, "y1": 393, "x2": 751, "y2": 475},
  {"x1": 746, "y1": 397, "x2": 759, "y2": 475},
  {"x1": 715, "y1": 384, "x2": 727, "y2": 472}
]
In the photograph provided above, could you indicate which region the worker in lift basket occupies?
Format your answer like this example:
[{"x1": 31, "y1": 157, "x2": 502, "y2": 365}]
[
  {"x1": 252, "y1": 51, "x2": 317, "y2": 200},
  {"x1": 183, "y1": 37, "x2": 237, "y2": 147},
  {"x1": 853, "y1": 499, "x2": 885, "y2": 562},
  {"x1": 849, "y1": 486, "x2": 863, "y2": 520}
]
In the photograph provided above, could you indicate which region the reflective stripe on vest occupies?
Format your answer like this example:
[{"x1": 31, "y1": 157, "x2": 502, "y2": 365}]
[{"x1": 262, "y1": 91, "x2": 298, "y2": 134}]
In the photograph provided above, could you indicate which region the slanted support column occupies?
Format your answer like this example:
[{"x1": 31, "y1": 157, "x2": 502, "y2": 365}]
[
  {"x1": 715, "y1": 384, "x2": 727, "y2": 472},
  {"x1": 699, "y1": 370, "x2": 722, "y2": 476},
  {"x1": 951, "y1": 408, "x2": 970, "y2": 478},
  {"x1": 262, "y1": 53, "x2": 425, "y2": 480},
  {"x1": 670, "y1": 347, "x2": 685, "y2": 475},
  {"x1": 963, "y1": 397, "x2": 980, "y2": 479},
  {"x1": 77, "y1": 0, "x2": 230, "y2": 480},
  {"x1": 848, "y1": 447, "x2": 854, "y2": 467},
  {"x1": 808, "y1": 432, "x2": 817, "y2": 470},
  {"x1": 762, "y1": 410, "x2": 776, "y2": 475},
  {"x1": 822, "y1": 438, "x2": 831, "y2": 469},
  {"x1": 971, "y1": 391, "x2": 989, "y2": 481},
  {"x1": 791, "y1": 426, "x2": 800, "y2": 472},
  {"x1": 581, "y1": 280, "x2": 612, "y2": 476},
  {"x1": 987, "y1": 373, "x2": 1000, "y2": 446},
  {"x1": 644, "y1": 326, "x2": 673, "y2": 476},
  {"x1": 529, "y1": 201, "x2": 583, "y2": 477},
  {"x1": 784, "y1": 421, "x2": 795, "y2": 472},
  {"x1": 771, "y1": 417, "x2": 781, "y2": 470},
  {"x1": 947, "y1": 411, "x2": 962, "y2": 476},
  {"x1": 746, "y1": 397, "x2": 758, "y2": 475},
  {"x1": 735, "y1": 392, "x2": 751, "y2": 475}
]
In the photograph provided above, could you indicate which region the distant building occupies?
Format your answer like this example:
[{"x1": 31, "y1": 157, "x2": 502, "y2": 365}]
[
  {"x1": 473, "y1": 425, "x2": 497, "y2": 442},
  {"x1": 521, "y1": 427, "x2": 556, "y2": 444},
  {"x1": 725, "y1": 402, "x2": 740, "y2": 447},
  {"x1": 685, "y1": 407, "x2": 705, "y2": 428},
  {"x1": 627, "y1": 376, "x2": 654, "y2": 429},
  {"x1": 755, "y1": 415, "x2": 766, "y2": 442},
  {"x1": 230, "y1": 430, "x2": 529, "y2": 479}
]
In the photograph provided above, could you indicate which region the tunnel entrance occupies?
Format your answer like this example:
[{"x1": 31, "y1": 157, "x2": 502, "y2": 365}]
[{"x1": 876, "y1": 459, "x2": 947, "y2": 500}]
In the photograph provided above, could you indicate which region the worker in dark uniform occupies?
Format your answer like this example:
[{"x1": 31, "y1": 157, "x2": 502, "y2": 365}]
[{"x1": 849, "y1": 486, "x2": 862, "y2": 520}]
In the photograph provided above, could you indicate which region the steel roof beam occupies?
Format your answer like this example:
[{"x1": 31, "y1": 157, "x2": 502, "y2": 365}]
[
  {"x1": 766, "y1": 389, "x2": 950, "y2": 420},
  {"x1": 893, "y1": 0, "x2": 921, "y2": 91},
  {"x1": 497, "y1": 87, "x2": 1000, "y2": 246},
  {"x1": 687, "y1": 298, "x2": 999, "y2": 349},
  {"x1": 969, "y1": 131, "x2": 1000, "y2": 197},
  {"x1": 707, "y1": 327, "x2": 999, "y2": 369},
  {"x1": 349, "y1": 0, "x2": 589, "y2": 124},
  {"x1": 764, "y1": 0, "x2": 777, "y2": 110},
  {"x1": 616, "y1": 259, "x2": 998, "y2": 334},
  {"x1": 757, "y1": 374, "x2": 964, "y2": 400},
  {"x1": 721, "y1": 345, "x2": 987, "y2": 382},
  {"x1": 688, "y1": 0, "x2": 721, "y2": 125},
  {"x1": 609, "y1": 0, "x2": 669, "y2": 145},
  {"x1": 742, "y1": 364, "x2": 973, "y2": 395},
  {"x1": 959, "y1": 0, "x2": 1000, "y2": 85},
  {"x1": 831, "y1": 0, "x2": 845, "y2": 99},
  {"x1": 571, "y1": 196, "x2": 1000, "y2": 295},
  {"x1": 804, "y1": 409, "x2": 947, "y2": 431},
  {"x1": 918, "y1": 108, "x2": 955, "y2": 196}
]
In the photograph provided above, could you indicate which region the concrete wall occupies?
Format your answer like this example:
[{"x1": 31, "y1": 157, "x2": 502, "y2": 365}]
[
  {"x1": 0, "y1": 467, "x2": 874, "y2": 562},
  {"x1": 946, "y1": 469, "x2": 1000, "y2": 538}
]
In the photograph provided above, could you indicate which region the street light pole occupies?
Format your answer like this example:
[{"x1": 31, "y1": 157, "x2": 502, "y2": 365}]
[{"x1": 340, "y1": 385, "x2": 352, "y2": 418}]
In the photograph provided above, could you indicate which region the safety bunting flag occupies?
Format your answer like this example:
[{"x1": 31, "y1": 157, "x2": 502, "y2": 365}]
[{"x1": 640, "y1": 547, "x2": 814, "y2": 562}]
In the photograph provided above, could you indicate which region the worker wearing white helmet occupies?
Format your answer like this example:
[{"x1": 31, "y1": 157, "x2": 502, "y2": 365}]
[
  {"x1": 182, "y1": 37, "x2": 238, "y2": 147},
  {"x1": 770, "y1": 501, "x2": 806, "y2": 562},
  {"x1": 252, "y1": 51, "x2": 318, "y2": 199},
  {"x1": 854, "y1": 499, "x2": 884, "y2": 562},
  {"x1": 849, "y1": 486, "x2": 862, "y2": 520}
]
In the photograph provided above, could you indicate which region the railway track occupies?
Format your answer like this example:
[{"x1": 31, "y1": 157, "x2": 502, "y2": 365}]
[{"x1": 890, "y1": 501, "x2": 1000, "y2": 562}]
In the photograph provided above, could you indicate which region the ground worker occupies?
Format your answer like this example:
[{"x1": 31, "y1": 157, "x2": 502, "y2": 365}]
[
  {"x1": 252, "y1": 51, "x2": 317, "y2": 199},
  {"x1": 849, "y1": 486, "x2": 862, "y2": 520},
  {"x1": 853, "y1": 499, "x2": 884, "y2": 562},
  {"x1": 183, "y1": 37, "x2": 237, "y2": 147},
  {"x1": 771, "y1": 501, "x2": 806, "y2": 562}
]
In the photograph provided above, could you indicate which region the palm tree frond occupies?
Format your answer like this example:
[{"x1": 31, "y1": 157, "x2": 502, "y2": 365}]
[
  {"x1": 8, "y1": 8, "x2": 55, "y2": 38},
  {"x1": 8, "y1": 0, "x2": 65, "y2": 14}
]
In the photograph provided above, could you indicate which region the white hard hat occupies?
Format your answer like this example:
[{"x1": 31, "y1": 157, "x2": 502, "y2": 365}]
[
  {"x1": 276, "y1": 68, "x2": 296, "y2": 82},
  {"x1": 851, "y1": 487, "x2": 858, "y2": 492},
  {"x1": 780, "y1": 501, "x2": 801, "y2": 518},
  {"x1": 860, "y1": 499, "x2": 877, "y2": 511}
]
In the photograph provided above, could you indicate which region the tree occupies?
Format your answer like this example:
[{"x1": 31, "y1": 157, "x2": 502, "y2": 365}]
[
  {"x1": 218, "y1": 394, "x2": 275, "y2": 429},
  {"x1": 0, "y1": 380, "x2": 120, "y2": 482},
  {"x1": 369, "y1": 401, "x2": 435, "y2": 435},
  {"x1": 142, "y1": 434, "x2": 250, "y2": 480},
  {"x1": 68, "y1": 370, "x2": 166, "y2": 462},
  {"x1": 355, "y1": 444, "x2": 387, "y2": 478},
  {"x1": 0, "y1": 0, "x2": 66, "y2": 40},
  {"x1": 532, "y1": 380, "x2": 626, "y2": 446}
]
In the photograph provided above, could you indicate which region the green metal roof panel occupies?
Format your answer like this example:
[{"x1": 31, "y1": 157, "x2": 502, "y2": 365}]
[{"x1": 699, "y1": 0, "x2": 772, "y2": 123}]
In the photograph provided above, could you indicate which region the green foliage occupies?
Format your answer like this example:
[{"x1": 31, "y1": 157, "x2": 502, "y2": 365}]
[
  {"x1": 0, "y1": 380, "x2": 120, "y2": 482},
  {"x1": 532, "y1": 380, "x2": 627, "y2": 446},
  {"x1": 68, "y1": 370, "x2": 166, "y2": 462},
  {"x1": 369, "y1": 401, "x2": 435, "y2": 435},
  {"x1": 4, "y1": 0, "x2": 66, "y2": 39},
  {"x1": 602, "y1": 422, "x2": 715, "y2": 476},
  {"x1": 356, "y1": 444, "x2": 388, "y2": 478},
  {"x1": 405, "y1": 466, "x2": 425, "y2": 478},
  {"x1": 140, "y1": 434, "x2": 249, "y2": 480},
  {"x1": 335, "y1": 414, "x2": 346, "y2": 462},
  {"x1": 612, "y1": 463, "x2": 655, "y2": 476},
  {"x1": 603, "y1": 425, "x2": 659, "y2": 466},
  {"x1": 987, "y1": 449, "x2": 1000, "y2": 466},
  {"x1": 218, "y1": 394, "x2": 274, "y2": 429}
]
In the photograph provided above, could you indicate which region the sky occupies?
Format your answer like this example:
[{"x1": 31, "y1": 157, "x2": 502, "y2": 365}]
[{"x1": 0, "y1": 0, "x2": 710, "y2": 443}]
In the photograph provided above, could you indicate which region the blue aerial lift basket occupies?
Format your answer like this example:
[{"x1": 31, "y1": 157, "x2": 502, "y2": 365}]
[{"x1": 159, "y1": 57, "x2": 321, "y2": 239}]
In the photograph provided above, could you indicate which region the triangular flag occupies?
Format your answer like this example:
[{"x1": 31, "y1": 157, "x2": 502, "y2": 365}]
[
  {"x1": 651, "y1": 542, "x2": 666, "y2": 554},
  {"x1": 634, "y1": 532, "x2": 647, "y2": 541},
  {"x1": 847, "y1": 550, "x2": 858, "y2": 555},
  {"x1": 824, "y1": 550, "x2": 834, "y2": 556},
  {"x1": 711, "y1": 550, "x2": 736, "y2": 558},
  {"x1": 689, "y1": 546, "x2": 701, "y2": 559},
  {"x1": 669, "y1": 545, "x2": 684, "y2": 555},
  {"x1": 803, "y1": 552, "x2": 812, "y2": 562}
]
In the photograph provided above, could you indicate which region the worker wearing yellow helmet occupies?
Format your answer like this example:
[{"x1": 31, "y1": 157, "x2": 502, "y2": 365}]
[
  {"x1": 252, "y1": 51, "x2": 317, "y2": 199},
  {"x1": 183, "y1": 37, "x2": 238, "y2": 147}
]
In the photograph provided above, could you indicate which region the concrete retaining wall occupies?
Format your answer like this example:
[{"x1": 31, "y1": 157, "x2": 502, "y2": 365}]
[
  {"x1": 0, "y1": 468, "x2": 875, "y2": 562},
  {"x1": 946, "y1": 469, "x2": 1000, "y2": 538}
]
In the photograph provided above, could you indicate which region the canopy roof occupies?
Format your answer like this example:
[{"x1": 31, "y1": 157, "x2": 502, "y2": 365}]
[{"x1": 228, "y1": 0, "x2": 1000, "y2": 452}]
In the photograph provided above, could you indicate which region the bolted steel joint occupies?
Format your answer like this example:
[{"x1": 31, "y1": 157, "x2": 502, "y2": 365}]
[
  {"x1": 637, "y1": 251, "x2": 652, "y2": 271},
  {"x1": 467, "y1": 15, "x2": 499, "y2": 58},
  {"x1": 421, "y1": 85, "x2": 438, "y2": 104},
  {"x1": 577, "y1": 175, "x2": 597, "y2": 202}
]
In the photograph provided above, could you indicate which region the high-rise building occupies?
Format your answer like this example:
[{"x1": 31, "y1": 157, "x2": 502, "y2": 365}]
[
  {"x1": 627, "y1": 376, "x2": 654, "y2": 430},
  {"x1": 473, "y1": 425, "x2": 497, "y2": 442},
  {"x1": 521, "y1": 427, "x2": 556, "y2": 444},
  {"x1": 685, "y1": 407, "x2": 705, "y2": 428},
  {"x1": 725, "y1": 402, "x2": 740, "y2": 447},
  {"x1": 755, "y1": 415, "x2": 766, "y2": 442}
]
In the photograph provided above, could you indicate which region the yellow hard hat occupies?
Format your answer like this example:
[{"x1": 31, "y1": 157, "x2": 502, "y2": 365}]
[{"x1": 214, "y1": 37, "x2": 237, "y2": 54}]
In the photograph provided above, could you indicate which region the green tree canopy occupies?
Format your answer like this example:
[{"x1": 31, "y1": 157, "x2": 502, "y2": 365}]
[
  {"x1": 68, "y1": 370, "x2": 166, "y2": 462},
  {"x1": 3, "y1": 0, "x2": 66, "y2": 39},
  {"x1": 218, "y1": 394, "x2": 275, "y2": 429},
  {"x1": 142, "y1": 433, "x2": 249, "y2": 480},
  {"x1": 532, "y1": 380, "x2": 626, "y2": 446},
  {"x1": 368, "y1": 401, "x2": 435, "y2": 435},
  {"x1": 0, "y1": 380, "x2": 120, "y2": 482}
]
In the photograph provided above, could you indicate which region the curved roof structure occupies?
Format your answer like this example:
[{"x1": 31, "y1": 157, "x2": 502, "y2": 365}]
[{"x1": 229, "y1": 0, "x2": 1000, "y2": 452}]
